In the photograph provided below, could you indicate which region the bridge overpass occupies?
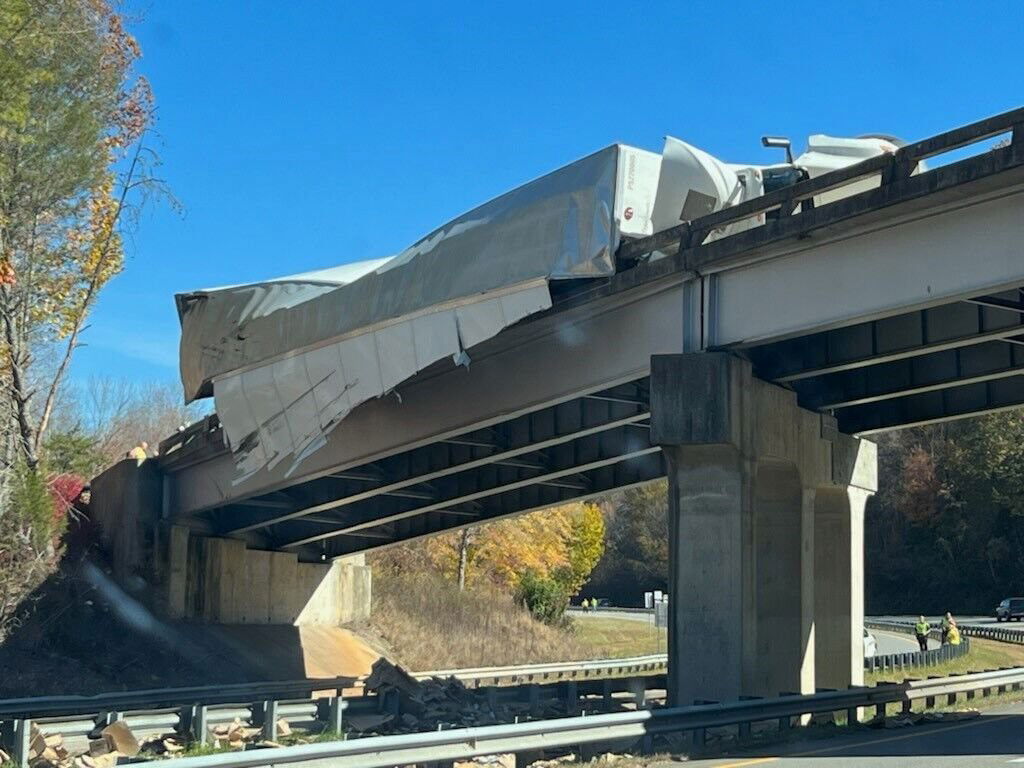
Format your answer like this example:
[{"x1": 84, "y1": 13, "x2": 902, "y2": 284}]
[{"x1": 94, "y1": 107, "x2": 1024, "y2": 708}]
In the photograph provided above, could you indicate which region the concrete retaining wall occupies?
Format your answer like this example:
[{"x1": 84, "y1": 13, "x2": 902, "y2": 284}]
[
  {"x1": 178, "y1": 532, "x2": 371, "y2": 625},
  {"x1": 90, "y1": 459, "x2": 371, "y2": 626},
  {"x1": 90, "y1": 458, "x2": 163, "y2": 583}
]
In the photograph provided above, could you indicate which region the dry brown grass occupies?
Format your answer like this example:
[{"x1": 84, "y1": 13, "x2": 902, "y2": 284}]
[{"x1": 360, "y1": 570, "x2": 591, "y2": 671}]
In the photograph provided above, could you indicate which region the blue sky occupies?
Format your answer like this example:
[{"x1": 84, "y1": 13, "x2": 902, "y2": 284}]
[{"x1": 76, "y1": 0, "x2": 1021, "y2": 395}]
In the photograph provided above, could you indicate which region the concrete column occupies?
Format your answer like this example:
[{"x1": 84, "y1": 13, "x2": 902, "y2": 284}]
[
  {"x1": 663, "y1": 442, "x2": 753, "y2": 703},
  {"x1": 653, "y1": 352, "x2": 752, "y2": 704},
  {"x1": 166, "y1": 525, "x2": 190, "y2": 619},
  {"x1": 751, "y1": 461, "x2": 814, "y2": 697},
  {"x1": 814, "y1": 486, "x2": 868, "y2": 689},
  {"x1": 653, "y1": 352, "x2": 817, "y2": 703},
  {"x1": 652, "y1": 351, "x2": 842, "y2": 704}
]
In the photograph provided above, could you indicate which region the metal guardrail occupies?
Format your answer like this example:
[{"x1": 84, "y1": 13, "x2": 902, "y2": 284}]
[
  {"x1": 0, "y1": 678, "x2": 356, "y2": 768},
  {"x1": 24, "y1": 666, "x2": 1021, "y2": 768},
  {"x1": 421, "y1": 653, "x2": 667, "y2": 686},
  {"x1": 957, "y1": 624, "x2": 1024, "y2": 645},
  {"x1": 871, "y1": 619, "x2": 1024, "y2": 647},
  {"x1": 865, "y1": 621, "x2": 970, "y2": 672},
  {"x1": 0, "y1": 656, "x2": 670, "y2": 768},
  {"x1": 158, "y1": 412, "x2": 221, "y2": 460},
  {"x1": 0, "y1": 677, "x2": 355, "y2": 720},
  {"x1": 618, "y1": 105, "x2": 1024, "y2": 264}
]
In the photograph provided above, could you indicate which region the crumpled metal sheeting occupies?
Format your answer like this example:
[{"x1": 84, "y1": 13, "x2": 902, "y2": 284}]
[
  {"x1": 215, "y1": 280, "x2": 553, "y2": 482},
  {"x1": 178, "y1": 145, "x2": 634, "y2": 403}
]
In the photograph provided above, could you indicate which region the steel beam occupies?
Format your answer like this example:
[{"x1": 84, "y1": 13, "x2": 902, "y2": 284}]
[
  {"x1": 772, "y1": 328, "x2": 1024, "y2": 383},
  {"x1": 326, "y1": 451, "x2": 665, "y2": 557},
  {"x1": 284, "y1": 446, "x2": 661, "y2": 549},
  {"x1": 223, "y1": 410, "x2": 649, "y2": 536},
  {"x1": 839, "y1": 375, "x2": 1024, "y2": 434},
  {"x1": 796, "y1": 339, "x2": 1024, "y2": 409}
]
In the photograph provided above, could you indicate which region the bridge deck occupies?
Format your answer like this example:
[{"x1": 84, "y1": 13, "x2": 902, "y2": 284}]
[{"x1": 160, "y1": 107, "x2": 1024, "y2": 558}]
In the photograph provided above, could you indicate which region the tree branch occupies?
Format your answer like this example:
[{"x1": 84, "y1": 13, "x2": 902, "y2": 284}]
[{"x1": 33, "y1": 137, "x2": 145, "y2": 455}]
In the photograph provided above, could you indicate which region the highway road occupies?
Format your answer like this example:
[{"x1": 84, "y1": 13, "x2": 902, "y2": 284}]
[
  {"x1": 569, "y1": 610, "x2": 932, "y2": 654},
  {"x1": 873, "y1": 629, "x2": 937, "y2": 654},
  {"x1": 880, "y1": 614, "x2": 1024, "y2": 632},
  {"x1": 681, "y1": 702, "x2": 1024, "y2": 766}
]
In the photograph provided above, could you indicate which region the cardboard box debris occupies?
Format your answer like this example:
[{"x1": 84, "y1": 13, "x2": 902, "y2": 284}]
[{"x1": 100, "y1": 722, "x2": 140, "y2": 757}]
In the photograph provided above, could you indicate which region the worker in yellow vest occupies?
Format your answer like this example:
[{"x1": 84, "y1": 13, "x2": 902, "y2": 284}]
[
  {"x1": 127, "y1": 442, "x2": 148, "y2": 462},
  {"x1": 914, "y1": 615, "x2": 931, "y2": 652},
  {"x1": 948, "y1": 622, "x2": 962, "y2": 646}
]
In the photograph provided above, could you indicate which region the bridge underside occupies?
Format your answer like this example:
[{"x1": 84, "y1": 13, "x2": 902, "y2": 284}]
[
  {"x1": 180, "y1": 279, "x2": 1024, "y2": 561},
  {"x1": 196, "y1": 379, "x2": 662, "y2": 561}
]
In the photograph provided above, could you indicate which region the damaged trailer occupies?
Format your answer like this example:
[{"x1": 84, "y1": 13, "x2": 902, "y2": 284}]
[{"x1": 176, "y1": 132, "x2": 904, "y2": 481}]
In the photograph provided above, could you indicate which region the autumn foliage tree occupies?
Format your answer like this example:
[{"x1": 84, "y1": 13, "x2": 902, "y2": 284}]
[
  {"x1": 0, "y1": 0, "x2": 160, "y2": 638},
  {"x1": 0, "y1": 0, "x2": 158, "y2": 471},
  {"x1": 373, "y1": 502, "x2": 606, "y2": 623},
  {"x1": 866, "y1": 411, "x2": 1024, "y2": 613}
]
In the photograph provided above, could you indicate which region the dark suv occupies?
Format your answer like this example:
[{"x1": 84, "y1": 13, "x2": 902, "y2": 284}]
[{"x1": 996, "y1": 598, "x2": 1024, "y2": 621}]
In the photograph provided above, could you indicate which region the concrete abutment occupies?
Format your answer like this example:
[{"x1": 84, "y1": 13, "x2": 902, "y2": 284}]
[
  {"x1": 651, "y1": 352, "x2": 876, "y2": 705},
  {"x1": 90, "y1": 459, "x2": 371, "y2": 626}
]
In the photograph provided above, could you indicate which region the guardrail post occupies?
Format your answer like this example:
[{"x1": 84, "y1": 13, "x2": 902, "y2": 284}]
[
  {"x1": 97, "y1": 710, "x2": 123, "y2": 727},
  {"x1": 778, "y1": 692, "x2": 799, "y2": 732},
  {"x1": 602, "y1": 680, "x2": 613, "y2": 712},
  {"x1": 528, "y1": 684, "x2": 541, "y2": 717},
  {"x1": 845, "y1": 686, "x2": 868, "y2": 726},
  {"x1": 316, "y1": 696, "x2": 344, "y2": 734},
  {"x1": 258, "y1": 699, "x2": 279, "y2": 740},
  {"x1": 562, "y1": 681, "x2": 578, "y2": 714},
  {"x1": 10, "y1": 718, "x2": 31, "y2": 768},
  {"x1": 180, "y1": 704, "x2": 209, "y2": 744},
  {"x1": 737, "y1": 696, "x2": 761, "y2": 740},
  {"x1": 924, "y1": 676, "x2": 939, "y2": 708},
  {"x1": 691, "y1": 699, "x2": 716, "y2": 748},
  {"x1": 629, "y1": 679, "x2": 647, "y2": 710}
]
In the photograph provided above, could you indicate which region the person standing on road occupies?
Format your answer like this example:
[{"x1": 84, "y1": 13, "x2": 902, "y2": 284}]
[
  {"x1": 581, "y1": 598, "x2": 589, "y2": 612},
  {"x1": 915, "y1": 615, "x2": 931, "y2": 651},
  {"x1": 941, "y1": 612, "x2": 955, "y2": 644}
]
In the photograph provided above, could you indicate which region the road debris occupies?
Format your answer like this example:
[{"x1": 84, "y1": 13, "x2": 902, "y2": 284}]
[
  {"x1": 100, "y1": 722, "x2": 140, "y2": 757},
  {"x1": 361, "y1": 658, "x2": 560, "y2": 734}
]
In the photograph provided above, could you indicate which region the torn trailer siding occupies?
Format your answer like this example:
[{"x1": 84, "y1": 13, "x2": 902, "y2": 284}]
[{"x1": 177, "y1": 144, "x2": 663, "y2": 481}]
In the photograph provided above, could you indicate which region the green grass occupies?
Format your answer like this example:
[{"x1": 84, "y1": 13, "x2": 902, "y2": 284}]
[
  {"x1": 571, "y1": 616, "x2": 668, "y2": 658},
  {"x1": 178, "y1": 743, "x2": 224, "y2": 758}
]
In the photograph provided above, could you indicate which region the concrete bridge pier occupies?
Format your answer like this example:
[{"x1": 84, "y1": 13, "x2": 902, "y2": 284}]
[{"x1": 651, "y1": 353, "x2": 876, "y2": 705}]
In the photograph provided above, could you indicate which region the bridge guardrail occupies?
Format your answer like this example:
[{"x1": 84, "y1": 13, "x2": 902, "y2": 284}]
[
  {"x1": 618, "y1": 105, "x2": 1024, "y2": 263},
  {"x1": 27, "y1": 666, "x2": 1022, "y2": 768}
]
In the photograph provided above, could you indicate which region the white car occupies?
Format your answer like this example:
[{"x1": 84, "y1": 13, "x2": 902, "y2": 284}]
[{"x1": 863, "y1": 628, "x2": 878, "y2": 658}]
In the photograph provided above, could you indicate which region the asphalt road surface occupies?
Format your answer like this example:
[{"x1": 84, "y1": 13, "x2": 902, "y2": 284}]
[
  {"x1": 568, "y1": 607, "x2": 654, "y2": 624},
  {"x1": 569, "y1": 610, "x2": 934, "y2": 655},
  {"x1": 873, "y1": 629, "x2": 937, "y2": 654},
  {"x1": 880, "y1": 614, "x2": 1024, "y2": 632},
  {"x1": 681, "y1": 701, "x2": 1024, "y2": 766}
]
